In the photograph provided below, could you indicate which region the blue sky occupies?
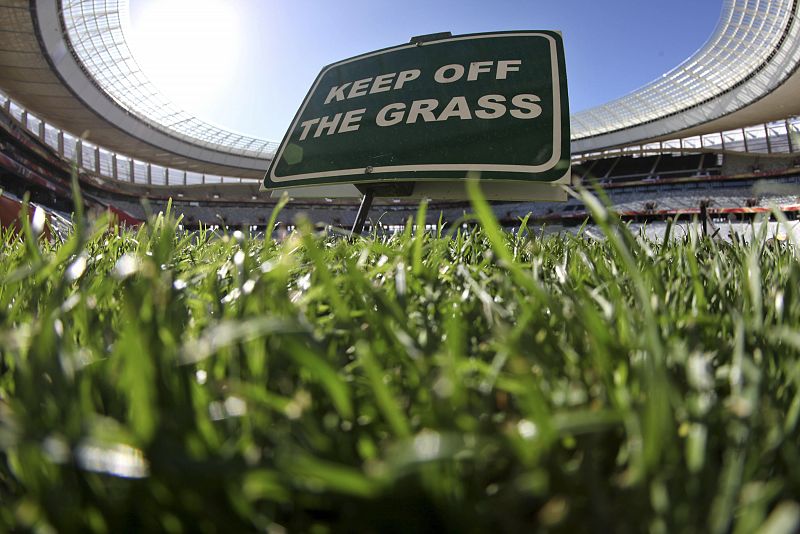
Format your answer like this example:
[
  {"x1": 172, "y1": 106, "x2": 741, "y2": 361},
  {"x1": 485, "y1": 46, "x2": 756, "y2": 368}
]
[{"x1": 128, "y1": 0, "x2": 722, "y2": 141}]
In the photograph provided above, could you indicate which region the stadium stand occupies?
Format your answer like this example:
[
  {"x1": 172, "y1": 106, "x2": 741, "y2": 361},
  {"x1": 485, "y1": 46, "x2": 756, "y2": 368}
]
[
  {"x1": 1, "y1": 0, "x2": 800, "y2": 231},
  {"x1": 2, "y1": 88, "x2": 800, "y2": 230}
]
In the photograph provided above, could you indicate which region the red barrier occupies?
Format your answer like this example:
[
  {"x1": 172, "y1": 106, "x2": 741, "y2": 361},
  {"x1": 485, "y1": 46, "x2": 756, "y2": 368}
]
[
  {"x1": 0, "y1": 193, "x2": 23, "y2": 230},
  {"x1": 0, "y1": 194, "x2": 51, "y2": 238},
  {"x1": 106, "y1": 204, "x2": 142, "y2": 227}
]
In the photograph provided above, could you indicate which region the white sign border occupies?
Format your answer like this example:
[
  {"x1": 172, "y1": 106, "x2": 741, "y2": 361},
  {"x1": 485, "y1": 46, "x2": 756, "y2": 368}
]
[{"x1": 268, "y1": 32, "x2": 564, "y2": 185}]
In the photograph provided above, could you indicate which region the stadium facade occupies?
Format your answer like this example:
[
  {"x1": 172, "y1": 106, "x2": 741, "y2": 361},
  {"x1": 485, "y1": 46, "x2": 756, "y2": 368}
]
[{"x1": 1, "y1": 0, "x2": 800, "y2": 229}]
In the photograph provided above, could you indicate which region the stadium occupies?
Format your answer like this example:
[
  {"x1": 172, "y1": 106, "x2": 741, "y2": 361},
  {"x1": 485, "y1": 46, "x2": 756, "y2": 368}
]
[
  {"x1": 1, "y1": 0, "x2": 799, "y2": 229},
  {"x1": 2, "y1": 0, "x2": 800, "y2": 531}
]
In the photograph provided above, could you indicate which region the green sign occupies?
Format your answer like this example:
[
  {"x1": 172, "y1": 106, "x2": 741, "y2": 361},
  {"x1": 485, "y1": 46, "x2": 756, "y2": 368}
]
[{"x1": 264, "y1": 31, "x2": 570, "y2": 199}]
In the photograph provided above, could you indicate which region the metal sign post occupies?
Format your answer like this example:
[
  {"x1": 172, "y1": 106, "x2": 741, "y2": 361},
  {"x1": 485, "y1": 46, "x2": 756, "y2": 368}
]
[{"x1": 350, "y1": 188, "x2": 375, "y2": 236}]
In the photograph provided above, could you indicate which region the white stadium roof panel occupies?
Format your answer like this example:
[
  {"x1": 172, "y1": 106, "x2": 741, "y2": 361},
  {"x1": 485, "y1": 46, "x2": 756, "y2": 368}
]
[
  {"x1": 58, "y1": 0, "x2": 800, "y2": 158},
  {"x1": 572, "y1": 0, "x2": 800, "y2": 149},
  {"x1": 61, "y1": 0, "x2": 278, "y2": 158}
]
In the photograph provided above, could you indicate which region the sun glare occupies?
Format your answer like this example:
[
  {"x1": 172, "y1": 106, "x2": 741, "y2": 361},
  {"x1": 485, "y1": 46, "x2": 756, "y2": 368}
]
[{"x1": 126, "y1": 0, "x2": 243, "y2": 116}]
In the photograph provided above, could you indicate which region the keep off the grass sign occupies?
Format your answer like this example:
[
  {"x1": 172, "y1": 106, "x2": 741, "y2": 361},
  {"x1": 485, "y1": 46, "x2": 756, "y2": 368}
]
[{"x1": 264, "y1": 31, "x2": 570, "y2": 199}]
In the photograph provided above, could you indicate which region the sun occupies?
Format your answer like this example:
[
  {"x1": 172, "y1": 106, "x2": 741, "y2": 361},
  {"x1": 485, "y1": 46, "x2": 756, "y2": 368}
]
[{"x1": 125, "y1": 0, "x2": 243, "y2": 116}]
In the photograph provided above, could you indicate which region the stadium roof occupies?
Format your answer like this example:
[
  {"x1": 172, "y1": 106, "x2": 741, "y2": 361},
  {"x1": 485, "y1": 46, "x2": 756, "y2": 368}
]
[
  {"x1": 0, "y1": 0, "x2": 270, "y2": 179},
  {"x1": 60, "y1": 0, "x2": 278, "y2": 159},
  {"x1": 572, "y1": 0, "x2": 800, "y2": 152},
  {"x1": 0, "y1": 0, "x2": 799, "y2": 182}
]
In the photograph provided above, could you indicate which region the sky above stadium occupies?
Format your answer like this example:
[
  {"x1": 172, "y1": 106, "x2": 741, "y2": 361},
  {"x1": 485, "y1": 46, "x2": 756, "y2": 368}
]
[{"x1": 128, "y1": 0, "x2": 722, "y2": 142}]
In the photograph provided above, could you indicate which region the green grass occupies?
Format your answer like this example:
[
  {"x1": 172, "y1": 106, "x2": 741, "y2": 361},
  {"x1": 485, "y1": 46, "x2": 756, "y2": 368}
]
[{"x1": 1, "y1": 183, "x2": 800, "y2": 533}]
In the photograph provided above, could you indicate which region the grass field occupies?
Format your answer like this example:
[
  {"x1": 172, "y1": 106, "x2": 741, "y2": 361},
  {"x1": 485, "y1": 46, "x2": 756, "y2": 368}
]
[{"x1": 1, "y1": 182, "x2": 800, "y2": 533}]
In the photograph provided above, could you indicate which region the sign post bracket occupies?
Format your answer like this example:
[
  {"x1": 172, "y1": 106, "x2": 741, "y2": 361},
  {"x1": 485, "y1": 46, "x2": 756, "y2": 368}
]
[{"x1": 409, "y1": 31, "x2": 452, "y2": 45}]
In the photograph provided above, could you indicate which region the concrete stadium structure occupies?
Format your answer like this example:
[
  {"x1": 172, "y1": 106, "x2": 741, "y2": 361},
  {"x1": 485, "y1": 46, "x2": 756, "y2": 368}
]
[{"x1": 1, "y1": 0, "x2": 800, "y2": 228}]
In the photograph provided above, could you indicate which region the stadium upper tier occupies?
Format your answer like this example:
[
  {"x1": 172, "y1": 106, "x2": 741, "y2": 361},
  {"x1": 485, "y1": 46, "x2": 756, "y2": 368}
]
[
  {"x1": 572, "y1": 0, "x2": 800, "y2": 152},
  {"x1": 0, "y1": 0, "x2": 274, "y2": 179},
  {"x1": 1, "y1": 0, "x2": 799, "y2": 184},
  {"x1": 60, "y1": 0, "x2": 278, "y2": 159}
]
